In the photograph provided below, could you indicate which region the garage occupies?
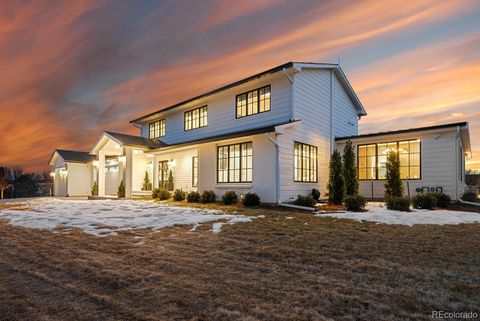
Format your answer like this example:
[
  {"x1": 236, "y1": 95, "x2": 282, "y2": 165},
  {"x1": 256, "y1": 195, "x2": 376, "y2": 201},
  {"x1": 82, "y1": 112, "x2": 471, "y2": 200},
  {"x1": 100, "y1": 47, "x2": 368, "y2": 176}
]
[{"x1": 49, "y1": 150, "x2": 96, "y2": 197}]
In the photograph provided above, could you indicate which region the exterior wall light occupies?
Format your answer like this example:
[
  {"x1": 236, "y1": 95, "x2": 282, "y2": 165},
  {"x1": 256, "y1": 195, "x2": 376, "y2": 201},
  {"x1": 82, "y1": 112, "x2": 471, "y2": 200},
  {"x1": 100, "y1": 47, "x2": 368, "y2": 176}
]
[{"x1": 168, "y1": 159, "x2": 175, "y2": 167}]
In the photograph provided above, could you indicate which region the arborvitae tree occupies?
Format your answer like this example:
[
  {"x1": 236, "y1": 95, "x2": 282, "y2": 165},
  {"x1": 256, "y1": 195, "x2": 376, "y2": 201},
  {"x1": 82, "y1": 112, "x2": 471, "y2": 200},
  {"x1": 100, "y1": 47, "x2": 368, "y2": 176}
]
[
  {"x1": 343, "y1": 140, "x2": 358, "y2": 196},
  {"x1": 384, "y1": 150, "x2": 404, "y2": 199},
  {"x1": 327, "y1": 150, "x2": 345, "y2": 205}
]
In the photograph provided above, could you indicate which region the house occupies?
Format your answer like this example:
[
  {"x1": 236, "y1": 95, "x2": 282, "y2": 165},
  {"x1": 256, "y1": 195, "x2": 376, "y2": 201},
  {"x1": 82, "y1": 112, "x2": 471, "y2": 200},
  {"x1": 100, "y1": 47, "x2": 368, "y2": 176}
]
[{"x1": 49, "y1": 61, "x2": 471, "y2": 202}]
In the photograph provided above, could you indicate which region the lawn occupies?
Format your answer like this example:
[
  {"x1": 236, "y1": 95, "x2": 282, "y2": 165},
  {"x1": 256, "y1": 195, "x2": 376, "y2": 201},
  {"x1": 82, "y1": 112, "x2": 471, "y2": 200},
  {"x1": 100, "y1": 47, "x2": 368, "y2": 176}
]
[{"x1": 0, "y1": 200, "x2": 479, "y2": 321}]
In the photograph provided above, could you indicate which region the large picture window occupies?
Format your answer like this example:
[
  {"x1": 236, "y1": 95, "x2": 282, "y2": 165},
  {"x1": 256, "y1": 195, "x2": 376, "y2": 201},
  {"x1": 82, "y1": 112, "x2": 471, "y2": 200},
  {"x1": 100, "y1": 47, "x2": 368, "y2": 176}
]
[
  {"x1": 184, "y1": 106, "x2": 207, "y2": 131},
  {"x1": 294, "y1": 142, "x2": 318, "y2": 182},
  {"x1": 236, "y1": 85, "x2": 271, "y2": 118},
  {"x1": 217, "y1": 142, "x2": 252, "y2": 183},
  {"x1": 358, "y1": 139, "x2": 421, "y2": 180},
  {"x1": 149, "y1": 119, "x2": 165, "y2": 138}
]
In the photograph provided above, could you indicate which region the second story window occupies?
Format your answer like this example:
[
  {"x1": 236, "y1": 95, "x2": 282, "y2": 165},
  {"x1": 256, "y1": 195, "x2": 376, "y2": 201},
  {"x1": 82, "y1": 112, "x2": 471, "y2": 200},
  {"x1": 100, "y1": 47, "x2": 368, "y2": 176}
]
[
  {"x1": 184, "y1": 106, "x2": 207, "y2": 131},
  {"x1": 149, "y1": 119, "x2": 165, "y2": 138},
  {"x1": 236, "y1": 85, "x2": 271, "y2": 118}
]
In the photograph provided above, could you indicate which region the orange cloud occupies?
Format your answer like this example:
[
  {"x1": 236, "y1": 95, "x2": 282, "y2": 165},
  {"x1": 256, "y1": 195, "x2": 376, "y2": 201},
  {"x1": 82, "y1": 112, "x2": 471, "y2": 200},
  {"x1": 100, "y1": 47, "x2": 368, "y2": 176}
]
[{"x1": 0, "y1": 0, "x2": 479, "y2": 172}]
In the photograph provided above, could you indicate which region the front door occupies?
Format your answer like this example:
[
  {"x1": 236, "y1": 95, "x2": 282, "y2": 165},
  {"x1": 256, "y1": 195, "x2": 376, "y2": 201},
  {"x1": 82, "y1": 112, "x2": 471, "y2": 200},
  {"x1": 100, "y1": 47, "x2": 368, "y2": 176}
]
[{"x1": 158, "y1": 160, "x2": 169, "y2": 190}]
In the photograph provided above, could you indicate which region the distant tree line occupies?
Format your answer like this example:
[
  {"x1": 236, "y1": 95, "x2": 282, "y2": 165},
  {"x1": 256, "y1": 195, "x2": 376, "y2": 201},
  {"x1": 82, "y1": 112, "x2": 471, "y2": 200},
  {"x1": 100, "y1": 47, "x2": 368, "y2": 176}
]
[{"x1": 0, "y1": 166, "x2": 52, "y2": 199}]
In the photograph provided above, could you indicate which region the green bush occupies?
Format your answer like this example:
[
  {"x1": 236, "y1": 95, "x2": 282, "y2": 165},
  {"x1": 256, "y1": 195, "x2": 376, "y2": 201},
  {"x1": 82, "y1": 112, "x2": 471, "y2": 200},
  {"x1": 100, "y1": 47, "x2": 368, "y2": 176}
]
[
  {"x1": 243, "y1": 192, "x2": 260, "y2": 207},
  {"x1": 462, "y1": 190, "x2": 478, "y2": 202},
  {"x1": 311, "y1": 188, "x2": 321, "y2": 202},
  {"x1": 412, "y1": 193, "x2": 437, "y2": 210},
  {"x1": 152, "y1": 188, "x2": 160, "y2": 199},
  {"x1": 293, "y1": 195, "x2": 316, "y2": 208},
  {"x1": 384, "y1": 151, "x2": 404, "y2": 199},
  {"x1": 344, "y1": 195, "x2": 366, "y2": 212},
  {"x1": 92, "y1": 181, "x2": 98, "y2": 196},
  {"x1": 386, "y1": 196, "x2": 410, "y2": 212},
  {"x1": 172, "y1": 189, "x2": 186, "y2": 201},
  {"x1": 327, "y1": 150, "x2": 345, "y2": 205},
  {"x1": 186, "y1": 191, "x2": 201, "y2": 203},
  {"x1": 158, "y1": 189, "x2": 171, "y2": 201},
  {"x1": 343, "y1": 140, "x2": 359, "y2": 196},
  {"x1": 222, "y1": 191, "x2": 238, "y2": 205},
  {"x1": 200, "y1": 190, "x2": 216, "y2": 203},
  {"x1": 427, "y1": 192, "x2": 451, "y2": 208},
  {"x1": 117, "y1": 180, "x2": 125, "y2": 198}
]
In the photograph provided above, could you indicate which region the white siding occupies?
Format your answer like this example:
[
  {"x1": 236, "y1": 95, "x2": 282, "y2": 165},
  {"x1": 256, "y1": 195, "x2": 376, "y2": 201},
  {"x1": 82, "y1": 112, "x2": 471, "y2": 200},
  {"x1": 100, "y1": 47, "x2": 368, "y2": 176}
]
[
  {"x1": 153, "y1": 148, "x2": 198, "y2": 192},
  {"x1": 336, "y1": 128, "x2": 464, "y2": 200},
  {"x1": 332, "y1": 74, "x2": 359, "y2": 138},
  {"x1": 276, "y1": 69, "x2": 331, "y2": 202},
  {"x1": 140, "y1": 73, "x2": 292, "y2": 143},
  {"x1": 67, "y1": 163, "x2": 92, "y2": 196},
  {"x1": 198, "y1": 133, "x2": 277, "y2": 203}
]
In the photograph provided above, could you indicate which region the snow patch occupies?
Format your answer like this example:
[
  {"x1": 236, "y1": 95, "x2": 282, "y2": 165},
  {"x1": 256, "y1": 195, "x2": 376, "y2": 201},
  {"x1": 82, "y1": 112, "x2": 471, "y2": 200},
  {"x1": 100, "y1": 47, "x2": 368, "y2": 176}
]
[
  {"x1": 0, "y1": 198, "x2": 255, "y2": 236},
  {"x1": 316, "y1": 203, "x2": 480, "y2": 226}
]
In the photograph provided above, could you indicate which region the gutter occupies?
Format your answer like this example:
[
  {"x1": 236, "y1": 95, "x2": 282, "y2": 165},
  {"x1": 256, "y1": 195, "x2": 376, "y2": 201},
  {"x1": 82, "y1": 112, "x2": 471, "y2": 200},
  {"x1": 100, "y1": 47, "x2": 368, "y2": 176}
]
[
  {"x1": 455, "y1": 126, "x2": 460, "y2": 200},
  {"x1": 267, "y1": 132, "x2": 280, "y2": 204}
]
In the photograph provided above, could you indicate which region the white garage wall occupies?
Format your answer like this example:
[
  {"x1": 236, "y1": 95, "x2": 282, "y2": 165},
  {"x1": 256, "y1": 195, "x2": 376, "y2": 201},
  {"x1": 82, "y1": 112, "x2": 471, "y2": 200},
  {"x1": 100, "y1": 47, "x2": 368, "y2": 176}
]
[{"x1": 67, "y1": 163, "x2": 92, "y2": 196}]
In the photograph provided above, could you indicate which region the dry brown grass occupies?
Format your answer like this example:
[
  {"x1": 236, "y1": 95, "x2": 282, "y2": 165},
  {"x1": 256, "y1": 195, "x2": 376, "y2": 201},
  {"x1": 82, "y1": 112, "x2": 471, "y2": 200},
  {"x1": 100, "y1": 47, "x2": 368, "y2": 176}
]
[{"x1": 0, "y1": 205, "x2": 479, "y2": 321}]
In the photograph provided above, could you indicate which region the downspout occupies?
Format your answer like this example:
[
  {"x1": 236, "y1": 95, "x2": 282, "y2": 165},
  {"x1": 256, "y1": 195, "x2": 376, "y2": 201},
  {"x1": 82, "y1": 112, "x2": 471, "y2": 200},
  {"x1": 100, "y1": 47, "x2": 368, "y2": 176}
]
[
  {"x1": 455, "y1": 126, "x2": 460, "y2": 200},
  {"x1": 283, "y1": 68, "x2": 295, "y2": 121},
  {"x1": 267, "y1": 132, "x2": 280, "y2": 204},
  {"x1": 329, "y1": 70, "x2": 334, "y2": 154}
]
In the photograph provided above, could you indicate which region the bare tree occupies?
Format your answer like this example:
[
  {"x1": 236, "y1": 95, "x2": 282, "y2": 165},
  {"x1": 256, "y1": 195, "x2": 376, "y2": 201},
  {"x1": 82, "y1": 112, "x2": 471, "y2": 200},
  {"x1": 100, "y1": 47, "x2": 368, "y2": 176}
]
[{"x1": 0, "y1": 178, "x2": 7, "y2": 199}]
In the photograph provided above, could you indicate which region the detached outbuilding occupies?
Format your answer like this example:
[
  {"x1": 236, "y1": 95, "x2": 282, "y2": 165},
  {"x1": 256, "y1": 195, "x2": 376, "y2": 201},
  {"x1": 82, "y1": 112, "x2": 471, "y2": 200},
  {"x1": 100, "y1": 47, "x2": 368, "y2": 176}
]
[{"x1": 48, "y1": 150, "x2": 96, "y2": 197}]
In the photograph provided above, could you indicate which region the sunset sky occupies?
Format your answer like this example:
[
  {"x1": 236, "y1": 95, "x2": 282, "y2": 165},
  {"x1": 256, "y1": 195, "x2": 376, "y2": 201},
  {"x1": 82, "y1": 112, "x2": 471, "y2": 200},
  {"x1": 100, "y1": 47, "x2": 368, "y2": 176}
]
[{"x1": 0, "y1": 0, "x2": 479, "y2": 173}]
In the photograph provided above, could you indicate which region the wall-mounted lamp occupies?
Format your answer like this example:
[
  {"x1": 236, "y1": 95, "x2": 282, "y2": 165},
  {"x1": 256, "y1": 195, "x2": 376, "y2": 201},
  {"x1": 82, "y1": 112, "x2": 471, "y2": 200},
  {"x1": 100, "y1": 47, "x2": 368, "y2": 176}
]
[
  {"x1": 59, "y1": 168, "x2": 68, "y2": 176},
  {"x1": 49, "y1": 172, "x2": 55, "y2": 178},
  {"x1": 168, "y1": 159, "x2": 175, "y2": 167}
]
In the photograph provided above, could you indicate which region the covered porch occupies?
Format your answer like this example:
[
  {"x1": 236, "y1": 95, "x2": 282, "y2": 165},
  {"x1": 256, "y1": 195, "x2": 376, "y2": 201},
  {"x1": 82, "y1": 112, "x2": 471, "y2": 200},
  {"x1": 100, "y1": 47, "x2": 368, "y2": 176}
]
[{"x1": 90, "y1": 132, "x2": 159, "y2": 198}]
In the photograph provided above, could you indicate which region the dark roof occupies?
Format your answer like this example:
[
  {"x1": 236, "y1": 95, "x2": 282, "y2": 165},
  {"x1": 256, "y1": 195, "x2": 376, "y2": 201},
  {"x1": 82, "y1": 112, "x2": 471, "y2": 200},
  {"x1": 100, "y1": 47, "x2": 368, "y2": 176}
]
[
  {"x1": 55, "y1": 150, "x2": 96, "y2": 163},
  {"x1": 130, "y1": 61, "x2": 365, "y2": 123},
  {"x1": 152, "y1": 121, "x2": 297, "y2": 150},
  {"x1": 335, "y1": 122, "x2": 469, "y2": 141},
  {"x1": 130, "y1": 62, "x2": 293, "y2": 123},
  {"x1": 105, "y1": 131, "x2": 166, "y2": 148}
]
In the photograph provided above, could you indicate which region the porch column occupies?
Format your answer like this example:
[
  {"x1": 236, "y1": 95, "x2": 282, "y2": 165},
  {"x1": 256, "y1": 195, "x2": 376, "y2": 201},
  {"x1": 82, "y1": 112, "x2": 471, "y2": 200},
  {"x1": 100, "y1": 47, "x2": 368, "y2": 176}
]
[
  {"x1": 98, "y1": 151, "x2": 106, "y2": 197},
  {"x1": 153, "y1": 156, "x2": 158, "y2": 189},
  {"x1": 125, "y1": 147, "x2": 133, "y2": 198}
]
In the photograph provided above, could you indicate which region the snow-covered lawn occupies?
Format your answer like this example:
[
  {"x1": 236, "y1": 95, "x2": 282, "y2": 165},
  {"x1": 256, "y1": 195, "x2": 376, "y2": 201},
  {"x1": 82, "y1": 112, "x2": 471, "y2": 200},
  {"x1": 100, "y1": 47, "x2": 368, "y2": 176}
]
[
  {"x1": 317, "y1": 203, "x2": 480, "y2": 226},
  {"x1": 0, "y1": 198, "x2": 255, "y2": 236}
]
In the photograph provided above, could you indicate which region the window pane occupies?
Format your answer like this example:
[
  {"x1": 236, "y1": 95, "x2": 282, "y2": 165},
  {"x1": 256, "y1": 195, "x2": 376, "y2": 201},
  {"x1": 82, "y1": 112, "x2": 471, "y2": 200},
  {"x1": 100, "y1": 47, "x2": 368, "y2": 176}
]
[
  {"x1": 410, "y1": 166, "x2": 420, "y2": 179},
  {"x1": 410, "y1": 153, "x2": 420, "y2": 166},
  {"x1": 378, "y1": 167, "x2": 386, "y2": 179},
  {"x1": 410, "y1": 140, "x2": 420, "y2": 153},
  {"x1": 294, "y1": 142, "x2": 317, "y2": 182},
  {"x1": 358, "y1": 146, "x2": 366, "y2": 157},
  {"x1": 400, "y1": 167, "x2": 409, "y2": 179}
]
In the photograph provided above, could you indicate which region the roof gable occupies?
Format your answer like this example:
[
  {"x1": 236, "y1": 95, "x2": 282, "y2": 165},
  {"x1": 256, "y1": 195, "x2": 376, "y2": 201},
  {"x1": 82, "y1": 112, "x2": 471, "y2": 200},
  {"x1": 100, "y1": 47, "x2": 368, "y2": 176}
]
[{"x1": 130, "y1": 61, "x2": 366, "y2": 124}]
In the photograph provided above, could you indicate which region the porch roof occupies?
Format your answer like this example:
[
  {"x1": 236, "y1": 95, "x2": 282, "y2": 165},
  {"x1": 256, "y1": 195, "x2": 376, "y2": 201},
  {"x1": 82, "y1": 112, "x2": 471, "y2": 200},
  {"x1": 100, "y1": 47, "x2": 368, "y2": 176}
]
[
  {"x1": 148, "y1": 120, "x2": 298, "y2": 152},
  {"x1": 104, "y1": 131, "x2": 166, "y2": 148}
]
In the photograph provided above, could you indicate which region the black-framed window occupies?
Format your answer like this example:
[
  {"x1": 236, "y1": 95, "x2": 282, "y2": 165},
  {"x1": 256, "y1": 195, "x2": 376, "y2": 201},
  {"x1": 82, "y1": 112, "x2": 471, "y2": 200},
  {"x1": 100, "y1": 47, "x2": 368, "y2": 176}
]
[
  {"x1": 192, "y1": 156, "x2": 198, "y2": 187},
  {"x1": 217, "y1": 142, "x2": 252, "y2": 183},
  {"x1": 149, "y1": 119, "x2": 165, "y2": 138},
  {"x1": 294, "y1": 142, "x2": 318, "y2": 183},
  {"x1": 236, "y1": 85, "x2": 271, "y2": 118},
  {"x1": 184, "y1": 106, "x2": 207, "y2": 131},
  {"x1": 358, "y1": 139, "x2": 421, "y2": 180}
]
